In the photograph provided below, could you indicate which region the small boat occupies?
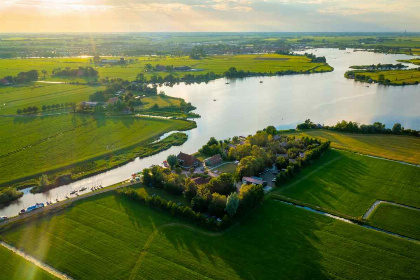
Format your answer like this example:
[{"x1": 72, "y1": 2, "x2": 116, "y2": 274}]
[
  {"x1": 56, "y1": 198, "x2": 59, "y2": 202},
  {"x1": 75, "y1": 193, "x2": 79, "y2": 196},
  {"x1": 70, "y1": 190, "x2": 77, "y2": 195},
  {"x1": 213, "y1": 99, "x2": 216, "y2": 101},
  {"x1": 65, "y1": 195, "x2": 69, "y2": 199},
  {"x1": 80, "y1": 187, "x2": 87, "y2": 192},
  {"x1": 260, "y1": 81, "x2": 263, "y2": 83},
  {"x1": 225, "y1": 82, "x2": 230, "y2": 85}
]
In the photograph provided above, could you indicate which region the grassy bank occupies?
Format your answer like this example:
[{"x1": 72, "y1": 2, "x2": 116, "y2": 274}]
[
  {"x1": 368, "y1": 203, "x2": 420, "y2": 240},
  {"x1": 1, "y1": 191, "x2": 418, "y2": 280},
  {"x1": 0, "y1": 114, "x2": 195, "y2": 187},
  {"x1": 345, "y1": 69, "x2": 420, "y2": 85},
  {"x1": 280, "y1": 129, "x2": 420, "y2": 164},
  {"x1": 275, "y1": 149, "x2": 420, "y2": 218}
]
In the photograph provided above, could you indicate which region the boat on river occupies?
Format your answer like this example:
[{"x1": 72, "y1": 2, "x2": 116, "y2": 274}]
[{"x1": 19, "y1": 203, "x2": 44, "y2": 215}]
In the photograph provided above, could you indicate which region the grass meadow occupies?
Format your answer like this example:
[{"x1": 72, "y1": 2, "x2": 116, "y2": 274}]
[
  {"x1": 281, "y1": 129, "x2": 420, "y2": 164},
  {"x1": 0, "y1": 83, "x2": 104, "y2": 115},
  {"x1": 361, "y1": 69, "x2": 420, "y2": 84},
  {"x1": 368, "y1": 203, "x2": 420, "y2": 240},
  {"x1": 0, "y1": 114, "x2": 195, "y2": 186},
  {"x1": 1, "y1": 191, "x2": 419, "y2": 280},
  {"x1": 0, "y1": 54, "x2": 333, "y2": 83},
  {"x1": 276, "y1": 149, "x2": 420, "y2": 218},
  {"x1": 0, "y1": 245, "x2": 58, "y2": 280},
  {"x1": 212, "y1": 162, "x2": 238, "y2": 174}
]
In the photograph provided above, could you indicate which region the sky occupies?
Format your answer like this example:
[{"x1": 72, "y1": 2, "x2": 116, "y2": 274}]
[{"x1": 0, "y1": 0, "x2": 419, "y2": 33}]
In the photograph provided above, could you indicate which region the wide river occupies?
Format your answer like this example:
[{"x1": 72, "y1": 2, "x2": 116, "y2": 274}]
[{"x1": 1, "y1": 48, "x2": 419, "y2": 217}]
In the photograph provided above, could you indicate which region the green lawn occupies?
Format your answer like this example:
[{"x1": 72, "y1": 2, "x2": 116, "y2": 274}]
[
  {"x1": 0, "y1": 245, "x2": 58, "y2": 280},
  {"x1": 0, "y1": 54, "x2": 333, "y2": 83},
  {"x1": 281, "y1": 130, "x2": 420, "y2": 164},
  {"x1": 275, "y1": 149, "x2": 420, "y2": 218},
  {"x1": 348, "y1": 69, "x2": 420, "y2": 85},
  {"x1": 0, "y1": 114, "x2": 195, "y2": 186},
  {"x1": 398, "y1": 58, "x2": 420, "y2": 65},
  {"x1": 368, "y1": 203, "x2": 420, "y2": 240},
  {"x1": 212, "y1": 162, "x2": 238, "y2": 174},
  {"x1": 1, "y1": 192, "x2": 419, "y2": 280}
]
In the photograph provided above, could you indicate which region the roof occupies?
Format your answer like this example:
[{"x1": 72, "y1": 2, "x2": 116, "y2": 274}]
[
  {"x1": 206, "y1": 154, "x2": 222, "y2": 165},
  {"x1": 177, "y1": 152, "x2": 200, "y2": 167},
  {"x1": 192, "y1": 177, "x2": 211, "y2": 185},
  {"x1": 107, "y1": 97, "x2": 119, "y2": 105},
  {"x1": 242, "y1": 177, "x2": 265, "y2": 185}
]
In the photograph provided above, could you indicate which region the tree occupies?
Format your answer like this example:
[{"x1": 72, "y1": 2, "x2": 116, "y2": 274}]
[
  {"x1": 208, "y1": 193, "x2": 227, "y2": 217},
  {"x1": 16, "y1": 109, "x2": 22, "y2": 114},
  {"x1": 39, "y1": 174, "x2": 50, "y2": 189},
  {"x1": 239, "y1": 184, "x2": 264, "y2": 209},
  {"x1": 225, "y1": 192, "x2": 239, "y2": 217},
  {"x1": 275, "y1": 156, "x2": 288, "y2": 170},
  {"x1": 93, "y1": 55, "x2": 101, "y2": 65},
  {"x1": 208, "y1": 173, "x2": 236, "y2": 195},
  {"x1": 392, "y1": 123, "x2": 402, "y2": 134},
  {"x1": 166, "y1": 154, "x2": 178, "y2": 169},
  {"x1": 184, "y1": 178, "x2": 197, "y2": 200},
  {"x1": 42, "y1": 70, "x2": 47, "y2": 78},
  {"x1": 378, "y1": 74, "x2": 385, "y2": 84},
  {"x1": 191, "y1": 195, "x2": 207, "y2": 212}
]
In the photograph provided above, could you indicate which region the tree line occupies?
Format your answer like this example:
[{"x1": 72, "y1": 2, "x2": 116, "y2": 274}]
[
  {"x1": 16, "y1": 102, "x2": 76, "y2": 115},
  {"x1": 2, "y1": 70, "x2": 39, "y2": 85},
  {"x1": 52, "y1": 66, "x2": 98, "y2": 77},
  {"x1": 297, "y1": 119, "x2": 419, "y2": 137}
]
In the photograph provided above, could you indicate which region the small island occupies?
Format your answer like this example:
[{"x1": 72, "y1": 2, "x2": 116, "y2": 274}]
[{"x1": 345, "y1": 64, "x2": 420, "y2": 85}]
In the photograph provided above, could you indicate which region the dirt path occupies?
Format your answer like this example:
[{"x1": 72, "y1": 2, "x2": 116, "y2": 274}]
[
  {"x1": 0, "y1": 241, "x2": 74, "y2": 280},
  {"x1": 273, "y1": 198, "x2": 420, "y2": 244},
  {"x1": 1, "y1": 182, "x2": 133, "y2": 227},
  {"x1": 363, "y1": 200, "x2": 420, "y2": 220}
]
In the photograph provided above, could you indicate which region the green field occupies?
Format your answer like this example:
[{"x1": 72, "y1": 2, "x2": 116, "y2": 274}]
[
  {"x1": 0, "y1": 245, "x2": 58, "y2": 280},
  {"x1": 276, "y1": 149, "x2": 420, "y2": 218},
  {"x1": 398, "y1": 58, "x2": 420, "y2": 65},
  {"x1": 0, "y1": 114, "x2": 194, "y2": 186},
  {"x1": 1, "y1": 191, "x2": 419, "y2": 280},
  {"x1": 0, "y1": 54, "x2": 333, "y2": 83},
  {"x1": 281, "y1": 130, "x2": 420, "y2": 164},
  {"x1": 212, "y1": 162, "x2": 238, "y2": 174},
  {"x1": 368, "y1": 203, "x2": 420, "y2": 240},
  {"x1": 348, "y1": 69, "x2": 420, "y2": 85},
  {"x1": 0, "y1": 83, "x2": 104, "y2": 115}
]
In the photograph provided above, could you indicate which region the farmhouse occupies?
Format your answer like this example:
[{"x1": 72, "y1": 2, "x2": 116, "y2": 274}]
[
  {"x1": 107, "y1": 97, "x2": 119, "y2": 105},
  {"x1": 191, "y1": 177, "x2": 211, "y2": 185},
  {"x1": 205, "y1": 154, "x2": 223, "y2": 166},
  {"x1": 177, "y1": 152, "x2": 201, "y2": 169},
  {"x1": 242, "y1": 176, "x2": 267, "y2": 187},
  {"x1": 81, "y1": 101, "x2": 99, "y2": 108}
]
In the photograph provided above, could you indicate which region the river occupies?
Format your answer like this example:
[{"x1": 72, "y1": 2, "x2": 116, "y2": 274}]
[{"x1": 1, "y1": 48, "x2": 419, "y2": 217}]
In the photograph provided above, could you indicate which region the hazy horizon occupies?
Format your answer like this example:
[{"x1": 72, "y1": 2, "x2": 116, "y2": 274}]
[{"x1": 1, "y1": 0, "x2": 419, "y2": 33}]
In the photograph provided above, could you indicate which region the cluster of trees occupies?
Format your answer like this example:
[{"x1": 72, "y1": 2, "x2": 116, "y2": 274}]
[
  {"x1": 325, "y1": 120, "x2": 419, "y2": 137},
  {"x1": 297, "y1": 119, "x2": 419, "y2": 137},
  {"x1": 2, "y1": 70, "x2": 38, "y2": 84},
  {"x1": 189, "y1": 46, "x2": 207, "y2": 59},
  {"x1": 304, "y1": 53, "x2": 327, "y2": 63},
  {"x1": 0, "y1": 187, "x2": 23, "y2": 205},
  {"x1": 52, "y1": 66, "x2": 98, "y2": 77},
  {"x1": 16, "y1": 106, "x2": 39, "y2": 114},
  {"x1": 275, "y1": 141, "x2": 330, "y2": 186},
  {"x1": 31, "y1": 173, "x2": 73, "y2": 193},
  {"x1": 350, "y1": 63, "x2": 406, "y2": 70}
]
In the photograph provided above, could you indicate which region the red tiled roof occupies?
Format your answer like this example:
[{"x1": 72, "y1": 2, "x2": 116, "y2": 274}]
[
  {"x1": 177, "y1": 152, "x2": 200, "y2": 167},
  {"x1": 206, "y1": 154, "x2": 222, "y2": 165}
]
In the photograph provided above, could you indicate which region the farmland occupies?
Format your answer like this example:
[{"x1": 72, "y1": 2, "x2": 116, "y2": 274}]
[
  {"x1": 0, "y1": 114, "x2": 195, "y2": 187},
  {"x1": 398, "y1": 58, "x2": 420, "y2": 65},
  {"x1": 281, "y1": 129, "x2": 420, "y2": 164},
  {"x1": 368, "y1": 203, "x2": 420, "y2": 240},
  {"x1": 0, "y1": 83, "x2": 104, "y2": 115},
  {"x1": 1, "y1": 191, "x2": 419, "y2": 280},
  {"x1": 276, "y1": 149, "x2": 420, "y2": 218},
  {"x1": 346, "y1": 69, "x2": 420, "y2": 85},
  {"x1": 0, "y1": 53, "x2": 333, "y2": 83},
  {"x1": 0, "y1": 245, "x2": 58, "y2": 280}
]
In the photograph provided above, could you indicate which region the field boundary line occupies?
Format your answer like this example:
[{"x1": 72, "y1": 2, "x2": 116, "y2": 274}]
[
  {"x1": 363, "y1": 200, "x2": 420, "y2": 220},
  {"x1": 331, "y1": 148, "x2": 420, "y2": 167},
  {"x1": 0, "y1": 241, "x2": 74, "y2": 280},
  {"x1": 279, "y1": 155, "x2": 343, "y2": 192}
]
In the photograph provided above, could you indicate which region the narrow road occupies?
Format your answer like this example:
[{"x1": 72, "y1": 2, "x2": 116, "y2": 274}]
[
  {"x1": 363, "y1": 200, "x2": 420, "y2": 220},
  {"x1": 0, "y1": 241, "x2": 74, "y2": 280},
  {"x1": 0, "y1": 181, "x2": 134, "y2": 228}
]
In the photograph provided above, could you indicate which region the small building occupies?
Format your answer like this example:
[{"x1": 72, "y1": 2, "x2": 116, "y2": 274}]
[
  {"x1": 242, "y1": 177, "x2": 267, "y2": 187},
  {"x1": 299, "y1": 152, "x2": 305, "y2": 158},
  {"x1": 107, "y1": 97, "x2": 119, "y2": 105},
  {"x1": 205, "y1": 154, "x2": 222, "y2": 166},
  {"x1": 81, "y1": 101, "x2": 99, "y2": 108},
  {"x1": 177, "y1": 152, "x2": 201, "y2": 169},
  {"x1": 192, "y1": 177, "x2": 211, "y2": 185}
]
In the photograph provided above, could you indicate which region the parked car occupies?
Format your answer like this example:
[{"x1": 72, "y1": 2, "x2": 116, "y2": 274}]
[
  {"x1": 272, "y1": 178, "x2": 276, "y2": 182},
  {"x1": 0, "y1": 216, "x2": 8, "y2": 221}
]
